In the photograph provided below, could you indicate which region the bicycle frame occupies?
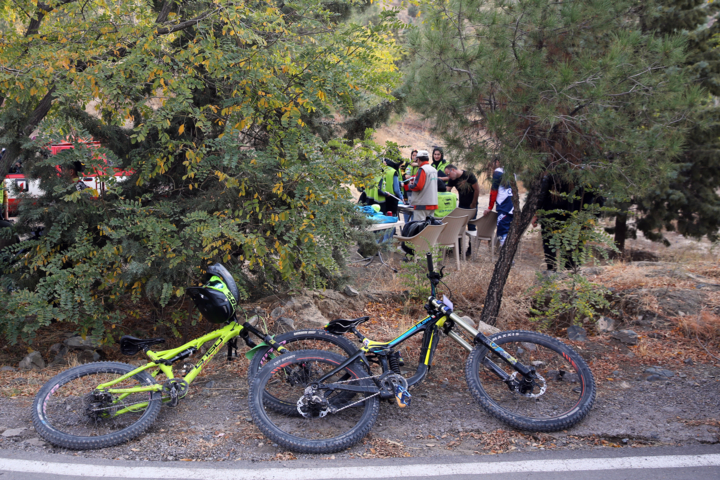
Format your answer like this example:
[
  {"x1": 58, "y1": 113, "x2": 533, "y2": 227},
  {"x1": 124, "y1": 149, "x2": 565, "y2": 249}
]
[
  {"x1": 318, "y1": 255, "x2": 535, "y2": 393},
  {"x1": 94, "y1": 320, "x2": 284, "y2": 416}
]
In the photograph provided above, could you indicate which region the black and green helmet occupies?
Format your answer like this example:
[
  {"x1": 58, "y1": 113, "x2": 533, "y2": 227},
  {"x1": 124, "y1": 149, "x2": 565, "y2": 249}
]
[{"x1": 187, "y1": 263, "x2": 240, "y2": 324}]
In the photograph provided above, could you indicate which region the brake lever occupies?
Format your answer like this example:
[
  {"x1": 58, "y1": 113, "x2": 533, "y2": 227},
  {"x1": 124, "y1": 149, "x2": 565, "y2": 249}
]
[{"x1": 439, "y1": 265, "x2": 445, "y2": 279}]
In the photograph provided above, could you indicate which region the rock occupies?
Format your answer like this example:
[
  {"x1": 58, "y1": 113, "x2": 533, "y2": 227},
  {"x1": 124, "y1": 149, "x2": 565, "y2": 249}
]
[
  {"x1": 612, "y1": 329, "x2": 639, "y2": 345},
  {"x1": 596, "y1": 316, "x2": 615, "y2": 333},
  {"x1": 343, "y1": 286, "x2": 360, "y2": 297},
  {"x1": 270, "y1": 307, "x2": 286, "y2": 319},
  {"x1": 684, "y1": 358, "x2": 694, "y2": 365},
  {"x1": 644, "y1": 367, "x2": 674, "y2": 378},
  {"x1": 2, "y1": 427, "x2": 26, "y2": 437},
  {"x1": 48, "y1": 343, "x2": 68, "y2": 357},
  {"x1": 18, "y1": 351, "x2": 45, "y2": 370},
  {"x1": 47, "y1": 343, "x2": 70, "y2": 367},
  {"x1": 246, "y1": 315, "x2": 261, "y2": 326},
  {"x1": 567, "y1": 325, "x2": 588, "y2": 342},
  {"x1": 284, "y1": 295, "x2": 329, "y2": 326},
  {"x1": 457, "y1": 316, "x2": 500, "y2": 335},
  {"x1": 276, "y1": 317, "x2": 295, "y2": 330},
  {"x1": 306, "y1": 289, "x2": 365, "y2": 318},
  {"x1": 24, "y1": 437, "x2": 46, "y2": 447},
  {"x1": 476, "y1": 319, "x2": 501, "y2": 336},
  {"x1": 618, "y1": 381, "x2": 632, "y2": 389},
  {"x1": 247, "y1": 306, "x2": 265, "y2": 316},
  {"x1": 76, "y1": 350, "x2": 100, "y2": 364},
  {"x1": 64, "y1": 336, "x2": 101, "y2": 350},
  {"x1": 1, "y1": 366, "x2": 16, "y2": 372},
  {"x1": 646, "y1": 375, "x2": 665, "y2": 382},
  {"x1": 201, "y1": 380, "x2": 215, "y2": 395}
]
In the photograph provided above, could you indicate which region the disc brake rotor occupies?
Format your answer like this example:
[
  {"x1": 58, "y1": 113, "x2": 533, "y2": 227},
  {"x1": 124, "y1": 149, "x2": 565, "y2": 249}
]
[{"x1": 509, "y1": 372, "x2": 547, "y2": 398}]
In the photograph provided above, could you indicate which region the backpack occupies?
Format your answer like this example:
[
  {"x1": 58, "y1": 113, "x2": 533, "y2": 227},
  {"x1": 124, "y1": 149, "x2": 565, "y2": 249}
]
[{"x1": 400, "y1": 216, "x2": 442, "y2": 256}]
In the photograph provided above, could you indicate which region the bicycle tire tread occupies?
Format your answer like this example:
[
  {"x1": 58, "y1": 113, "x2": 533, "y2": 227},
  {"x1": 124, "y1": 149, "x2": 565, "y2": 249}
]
[
  {"x1": 248, "y1": 350, "x2": 379, "y2": 454},
  {"x1": 32, "y1": 361, "x2": 162, "y2": 450},
  {"x1": 465, "y1": 330, "x2": 596, "y2": 432}
]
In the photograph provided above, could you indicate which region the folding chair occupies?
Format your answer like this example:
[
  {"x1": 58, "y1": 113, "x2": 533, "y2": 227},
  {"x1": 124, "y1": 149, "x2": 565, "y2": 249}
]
[
  {"x1": 466, "y1": 211, "x2": 498, "y2": 261},
  {"x1": 437, "y1": 215, "x2": 470, "y2": 270},
  {"x1": 393, "y1": 224, "x2": 446, "y2": 258}
]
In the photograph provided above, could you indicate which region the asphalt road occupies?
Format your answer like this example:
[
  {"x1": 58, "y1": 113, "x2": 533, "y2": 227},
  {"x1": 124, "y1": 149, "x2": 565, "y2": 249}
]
[{"x1": 0, "y1": 445, "x2": 719, "y2": 480}]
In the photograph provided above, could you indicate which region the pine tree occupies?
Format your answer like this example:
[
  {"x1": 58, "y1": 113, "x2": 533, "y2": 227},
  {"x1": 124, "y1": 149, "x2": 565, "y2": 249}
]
[
  {"x1": 407, "y1": 0, "x2": 697, "y2": 326},
  {"x1": 611, "y1": 0, "x2": 720, "y2": 249}
]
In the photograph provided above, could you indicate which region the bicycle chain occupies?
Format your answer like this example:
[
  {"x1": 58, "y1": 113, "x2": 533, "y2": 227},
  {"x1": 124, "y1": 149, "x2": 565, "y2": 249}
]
[{"x1": 316, "y1": 372, "x2": 384, "y2": 414}]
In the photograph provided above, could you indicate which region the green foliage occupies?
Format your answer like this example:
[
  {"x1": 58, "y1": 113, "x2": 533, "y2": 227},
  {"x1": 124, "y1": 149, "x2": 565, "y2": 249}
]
[
  {"x1": 532, "y1": 200, "x2": 618, "y2": 328},
  {"x1": 0, "y1": 0, "x2": 402, "y2": 344},
  {"x1": 529, "y1": 273, "x2": 614, "y2": 329},
  {"x1": 407, "y1": 5, "x2": 420, "y2": 18},
  {"x1": 397, "y1": 247, "x2": 443, "y2": 300},
  {"x1": 406, "y1": 0, "x2": 699, "y2": 326},
  {"x1": 407, "y1": 0, "x2": 696, "y2": 196},
  {"x1": 611, "y1": 0, "x2": 720, "y2": 248},
  {"x1": 538, "y1": 194, "x2": 618, "y2": 271}
]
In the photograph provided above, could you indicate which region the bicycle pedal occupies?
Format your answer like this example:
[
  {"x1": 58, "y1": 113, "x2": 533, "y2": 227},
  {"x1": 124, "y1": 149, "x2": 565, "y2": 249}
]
[{"x1": 394, "y1": 385, "x2": 411, "y2": 408}]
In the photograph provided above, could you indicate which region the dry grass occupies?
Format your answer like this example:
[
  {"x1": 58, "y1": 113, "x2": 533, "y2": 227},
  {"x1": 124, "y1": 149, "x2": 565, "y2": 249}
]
[
  {"x1": 443, "y1": 262, "x2": 536, "y2": 328},
  {"x1": 589, "y1": 263, "x2": 700, "y2": 292},
  {"x1": 674, "y1": 303, "x2": 720, "y2": 344}
]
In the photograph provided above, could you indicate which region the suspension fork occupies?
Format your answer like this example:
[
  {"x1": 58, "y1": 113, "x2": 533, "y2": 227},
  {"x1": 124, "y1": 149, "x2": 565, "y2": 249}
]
[{"x1": 443, "y1": 312, "x2": 534, "y2": 381}]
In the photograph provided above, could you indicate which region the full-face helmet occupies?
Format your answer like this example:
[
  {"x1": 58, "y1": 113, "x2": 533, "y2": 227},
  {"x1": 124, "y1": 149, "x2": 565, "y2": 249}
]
[{"x1": 187, "y1": 263, "x2": 240, "y2": 324}]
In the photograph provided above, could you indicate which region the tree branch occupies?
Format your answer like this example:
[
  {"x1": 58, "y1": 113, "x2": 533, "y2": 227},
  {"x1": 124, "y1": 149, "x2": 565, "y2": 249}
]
[{"x1": 155, "y1": 8, "x2": 222, "y2": 36}]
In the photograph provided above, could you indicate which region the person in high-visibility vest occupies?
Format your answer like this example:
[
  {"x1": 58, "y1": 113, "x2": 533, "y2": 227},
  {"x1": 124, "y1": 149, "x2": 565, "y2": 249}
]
[
  {"x1": 432, "y1": 147, "x2": 449, "y2": 183},
  {"x1": 404, "y1": 150, "x2": 438, "y2": 222}
]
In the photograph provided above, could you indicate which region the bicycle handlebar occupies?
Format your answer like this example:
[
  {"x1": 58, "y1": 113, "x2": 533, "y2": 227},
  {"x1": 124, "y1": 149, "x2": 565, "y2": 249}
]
[{"x1": 426, "y1": 252, "x2": 434, "y2": 275}]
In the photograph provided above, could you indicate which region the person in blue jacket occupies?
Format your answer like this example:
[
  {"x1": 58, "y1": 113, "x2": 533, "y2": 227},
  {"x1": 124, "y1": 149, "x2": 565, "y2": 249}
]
[{"x1": 483, "y1": 158, "x2": 515, "y2": 246}]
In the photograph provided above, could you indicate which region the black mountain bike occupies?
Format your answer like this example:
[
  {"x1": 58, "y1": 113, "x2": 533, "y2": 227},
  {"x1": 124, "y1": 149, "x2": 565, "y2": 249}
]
[{"x1": 248, "y1": 253, "x2": 596, "y2": 453}]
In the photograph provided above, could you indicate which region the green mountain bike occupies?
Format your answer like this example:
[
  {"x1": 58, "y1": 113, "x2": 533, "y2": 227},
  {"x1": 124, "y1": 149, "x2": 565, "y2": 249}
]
[
  {"x1": 249, "y1": 253, "x2": 597, "y2": 453},
  {"x1": 32, "y1": 264, "x2": 356, "y2": 450}
]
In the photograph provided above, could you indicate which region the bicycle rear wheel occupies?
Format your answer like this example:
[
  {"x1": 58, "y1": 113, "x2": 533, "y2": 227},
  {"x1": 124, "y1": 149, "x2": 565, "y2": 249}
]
[
  {"x1": 32, "y1": 362, "x2": 161, "y2": 449},
  {"x1": 249, "y1": 350, "x2": 379, "y2": 454},
  {"x1": 465, "y1": 330, "x2": 595, "y2": 432},
  {"x1": 247, "y1": 329, "x2": 359, "y2": 415}
]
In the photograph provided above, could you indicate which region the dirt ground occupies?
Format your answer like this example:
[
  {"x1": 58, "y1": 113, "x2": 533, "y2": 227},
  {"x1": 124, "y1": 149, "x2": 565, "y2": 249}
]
[
  {"x1": 1, "y1": 227, "x2": 718, "y2": 462},
  {"x1": 1, "y1": 330, "x2": 718, "y2": 462}
]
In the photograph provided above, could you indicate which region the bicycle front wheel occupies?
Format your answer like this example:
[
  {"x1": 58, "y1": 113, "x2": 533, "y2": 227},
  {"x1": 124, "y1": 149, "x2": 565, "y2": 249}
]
[
  {"x1": 32, "y1": 362, "x2": 162, "y2": 449},
  {"x1": 465, "y1": 330, "x2": 595, "y2": 432},
  {"x1": 249, "y1": 350, "x2": 379, "y2": 454}
]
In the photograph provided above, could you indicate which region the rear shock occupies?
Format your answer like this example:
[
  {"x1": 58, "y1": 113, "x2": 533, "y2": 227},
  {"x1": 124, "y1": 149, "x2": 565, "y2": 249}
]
[{"x1": 389, "y1": 351, "x2": 404, "y2": 374}]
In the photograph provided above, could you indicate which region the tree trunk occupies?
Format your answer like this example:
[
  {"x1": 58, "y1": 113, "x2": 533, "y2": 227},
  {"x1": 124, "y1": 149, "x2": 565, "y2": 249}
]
[
  {"x1": 614, "y1": 211, "x2": 627, "y2": 253},
  {"x1": 479, "y1": 175, "x2": 549, "y2": 326}
]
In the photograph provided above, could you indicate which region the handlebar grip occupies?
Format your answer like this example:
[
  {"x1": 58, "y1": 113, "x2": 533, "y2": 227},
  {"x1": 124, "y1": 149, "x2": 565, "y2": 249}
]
[{"x1": 426, "y1": 252, "x2": 434, "y2": 274}]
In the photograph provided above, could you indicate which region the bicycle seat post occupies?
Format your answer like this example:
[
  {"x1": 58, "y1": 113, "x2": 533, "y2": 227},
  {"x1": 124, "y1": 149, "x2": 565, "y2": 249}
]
[{"x1": 350, "y1": 326, "x2": 366, "y2": 342}]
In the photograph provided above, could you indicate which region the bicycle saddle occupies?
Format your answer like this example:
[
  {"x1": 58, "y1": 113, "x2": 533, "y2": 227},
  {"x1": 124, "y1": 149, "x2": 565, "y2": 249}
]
[
  {"x1": 325, "y1": 317, "x2": 370, "y2": 335},
  {"x1": 120, "y1": 336, "x2": 166, "y2": 356}
]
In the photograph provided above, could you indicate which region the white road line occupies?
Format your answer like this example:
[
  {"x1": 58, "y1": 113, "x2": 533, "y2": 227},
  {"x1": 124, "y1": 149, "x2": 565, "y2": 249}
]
[{"x1": 1, "y1": 454, "x2": 719, "y2": 479}]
